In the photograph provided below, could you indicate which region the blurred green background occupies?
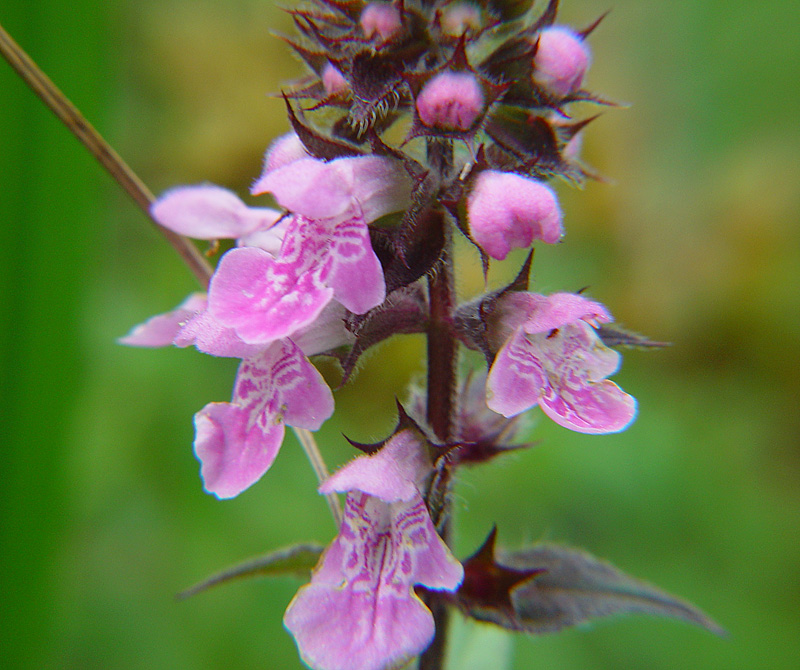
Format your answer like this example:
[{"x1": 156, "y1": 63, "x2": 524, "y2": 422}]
[{"x1": 1, "y1": 1, "x2": 799, "y2": 668}]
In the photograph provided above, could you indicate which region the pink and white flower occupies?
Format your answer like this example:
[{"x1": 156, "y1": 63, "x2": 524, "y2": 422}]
[
  {"x1": 206, "y1": 156, "x2": 409, "y2": 347},
  {"x1": 486, "y1": 292, "x2": 636, "y2": 434},
  {"x1": 285, "y1": 431, "x2": 463, "y2": 670},
  {"x1": 121, "y1": 296, "x2": 350, "y2": 498}
]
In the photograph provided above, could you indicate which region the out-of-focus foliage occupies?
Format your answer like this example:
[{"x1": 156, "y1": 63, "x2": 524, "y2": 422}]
[{"x1": 1, "y1": 1, "x2": 798, "y2": 669}]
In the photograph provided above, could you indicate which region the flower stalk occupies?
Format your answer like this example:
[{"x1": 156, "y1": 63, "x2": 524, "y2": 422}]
[{"x1": 4, "y1": 2, "x2": 725, "y2": 669}]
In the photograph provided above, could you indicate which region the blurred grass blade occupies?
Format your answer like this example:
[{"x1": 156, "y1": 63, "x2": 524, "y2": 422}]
[
  {"x1": 0, "y1": 19, "x2": 212, "y2": 287},
  {"x1": 177, "y1": 543, "x2": 324, "y2": 601}
]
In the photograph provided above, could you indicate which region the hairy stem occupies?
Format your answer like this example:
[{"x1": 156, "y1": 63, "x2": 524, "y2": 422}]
[
  {"x1": 420, "y1": 250, "x2": 457, "y2": 670},
  {"x1": 420, "y1": 137, "x2": 458, "y2": 670},
  {"x1": 0, "y1": 20, "x2": 213, "y2": 288}
]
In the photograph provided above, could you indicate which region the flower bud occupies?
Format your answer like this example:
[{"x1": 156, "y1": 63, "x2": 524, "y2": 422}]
[
  {"x1": 467, "y1": 170, "x2": 563, "y2": 260},
  {"x1": 360, "y1": 2, "x2": 402, "y2": 42},
  {"x1": 440, "y1": 3, "x2": 482, "y2": 36},
  {"x1": 533, "y1": 26, "x2": 591, "y2": 98},
  {"x1": 416, "y1": 71, "x2": 484, "y2": 132},
  {"x1": 321, "y1": 62, "x2": 349, "y2": 96}
]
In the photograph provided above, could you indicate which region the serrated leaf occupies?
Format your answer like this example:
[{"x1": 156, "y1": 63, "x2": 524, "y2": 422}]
[
  {"x1": 177, "y1": 543, "x2": 324, "y2": 600},
  {"x1": 501, "y1": 544, "x2": 725, "y2": 636}
]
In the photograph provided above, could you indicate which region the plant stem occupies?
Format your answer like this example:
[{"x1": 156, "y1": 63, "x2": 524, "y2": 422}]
[
  {"x1": 0, "y1": 20, "x2": 213, "y2": 288},
  {"x1": 426, "y1": 247, "x2": 457, "y2": 443},
  {"x1": 0, "y1": 21, "x2": 345, "y2": 529},
  {"x1": 293, "y1": 428, "x2": 343, "y2": 528},
  {"x1": 420, "y1": 138, "x2": 458, "y2": 670}
]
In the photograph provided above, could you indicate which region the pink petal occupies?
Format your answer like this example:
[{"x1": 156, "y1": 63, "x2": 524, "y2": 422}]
[
  {"x1": 518, "y1": 291, "x2": 613, "y2": 334},
  {"x1": 119, "y1": 293, "x2": 207, "y2": 347},
  {"x1": 286, "y1": 585, "x2": 432, "y2": 670},
  {"x1": 534, "y1": 26, "x2": 591, "y2": 98},
  {"x1": 540, "y1": 378, "x2": 637, "y2": 434},
  {"x1": 533, "y1": 321, "x2": 635, "y2": 433},
  {"x1": 260, "y1": 132, "x2": 310, "y2": 175},
  {"x1": 486, "y1": 328, "x2": 548, "y2": 417},
  {"x1": 251, "y1": 157, "x2": 354, "y2": 219},
  {"x1": 416, "y1": 71, "x2": 485, "y2": 131},
  {"x1": 468, "y1": 170, "x2": 563, "y2": 260},
  {"x1": 151, "y1": 185, "x2": 281, "y2": 240},
  {"x1": 194, "y1": 401, "x2": 284, "y2": 499},
  {"x1": 253, "y1": 156, "x2": 408, "y2": 224},
  {"x1": 284, "y1": 492, "x2": 462, "y2": 670},
  {"x1": 320, "y1": 430, "x2": 429, "y2": 503},
  {"x1": 273, "y1": 340, "x2": 334, "y2": 431},
  {"x1": 174, "y1": 307, "x2": 262, "y2": 358},
  {"x1": 291, "y1": 302, "x2": 354, "y2": 357},
  {"x1": 337, "y1": 156, "x2": 411, "y2": 224},
  {"x1": 326, "y1": 216, "x2": 386, "y2": 314},
  {"x1": 322, "y1": 62, "x2": 349, "y2": 96},
  {"x1": 208, "y1": 245, "x2": 334, "y2": 346},
  {"x1": 360, "y1": 3, "x2": 402, "y2": 42},
  {"x1": 236, "y1": 215, "x2": 290, "y2": 255},
  {"x1": 193, "y1": 341, "x2": 333, "y2": 498}
]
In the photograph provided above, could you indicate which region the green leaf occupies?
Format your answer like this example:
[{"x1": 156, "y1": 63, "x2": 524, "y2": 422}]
[
  {"x1": 596, "y1": 324, "x2": 670, "y2": 350},
  {"x1": 177, "y1": 543, "x2": 324, "y2": 600},
  {"x1": 502, "y1": 544, "x2": 726, "y2": 636}
]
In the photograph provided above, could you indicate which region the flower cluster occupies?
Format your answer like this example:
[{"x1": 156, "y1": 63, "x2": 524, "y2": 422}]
[{"x1": 123, "y1": 1, "x2": 646, "y2": 668}]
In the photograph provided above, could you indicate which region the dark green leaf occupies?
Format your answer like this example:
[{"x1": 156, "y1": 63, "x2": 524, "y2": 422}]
[{"x1": 177, "y1": 543, "x2": 324, "y2": 600}]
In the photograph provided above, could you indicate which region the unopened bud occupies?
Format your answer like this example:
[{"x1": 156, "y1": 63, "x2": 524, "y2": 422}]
[
  {"x1": 533, "y1": 26, "x2": 591, "y2": 98},
  {"x1": 440, "y1": 3, "x2": 482, "y2": 37},
  {"x1": 416, "y1": 71, "x2": 484, "y2": 132},
  {"x1": 360, "y1": 2, "x2": 402, "y2": 42},
  {"x1": 467, "y1": 170, "x2": 563, "y2": 260},
  {"x1": 321, "y1": 62, "x2": 349, "y2": 96}
]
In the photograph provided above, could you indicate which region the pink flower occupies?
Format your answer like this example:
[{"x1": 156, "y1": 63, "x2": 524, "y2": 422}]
[
  {"x1": 207, "y1": 156, "x2": 409, "y2": 347},
  {"x1": 121, "y1": 298, "x2": 351, "y2": 498},
  {"x1": 486, "y1": 292, "x2": 636, "y2": 434},
  {"x1": 467, "y1": 170, "x2": 563, "y2": 260},
  {"x1": 285, "y1": 431, "x2": 463, "y2": 670},
  {"x1": 194, "y1": 339, "x2": 333, "y2": 498},
  {"x1": 533, "y1": 26, "x2": 591, "y2": 98},
  {"x1": 416, "y1": 71, "x2": 485, "y2": 132}
]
